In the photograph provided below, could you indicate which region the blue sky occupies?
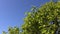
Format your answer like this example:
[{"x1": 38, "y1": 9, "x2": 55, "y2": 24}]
[{"x1": 0, "y1": 0, "x2": 50, "y2": 34}]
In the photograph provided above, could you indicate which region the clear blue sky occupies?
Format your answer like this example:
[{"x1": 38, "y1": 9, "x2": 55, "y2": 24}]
[{"x1": 0, "y1": 0, "x2": 50, "y2": 34}]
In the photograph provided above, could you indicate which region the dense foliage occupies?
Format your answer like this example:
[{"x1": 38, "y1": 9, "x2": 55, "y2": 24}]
[
  {"x1": 2, "y1": 1, "x2": 60, "y2": 34},
  {"x1": 2, "y1": 27, "x2": 22, "y2": 34},
  {"x1": 22, "y1": 1, "x2": 60, "y2": 34}
]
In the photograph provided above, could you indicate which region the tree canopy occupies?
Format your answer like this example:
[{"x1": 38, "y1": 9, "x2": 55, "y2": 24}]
[
  {"x1": 2, "y1": 27, "x2": 21, "y2": 34},
  {"x1": 22, "y1": 1, "x2": 60, "y2": 34},
  {"x1": 2, "y1": 1, "x2": 60, "y2": 34}
]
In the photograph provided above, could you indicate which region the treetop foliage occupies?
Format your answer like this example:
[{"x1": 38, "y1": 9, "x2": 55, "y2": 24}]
[
  {"x1": 2, "y1": 1, "x2": 60, "y2": 34},
  {"x1": 22, "y1": 1, "x2": 60, "y2": 34}
]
